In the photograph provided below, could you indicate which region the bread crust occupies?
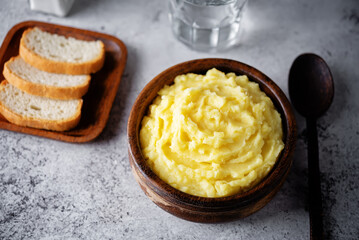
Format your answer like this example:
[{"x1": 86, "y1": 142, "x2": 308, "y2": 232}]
[
  {"x1": 19, "y1": 28, "x2": 105, "y2": 75},
  {"x1": 3, "y1": 56, "x2": 91, "y2": 100},
  {"x1": 0, "y1": 80, "x2": 82, "y2": 131}
]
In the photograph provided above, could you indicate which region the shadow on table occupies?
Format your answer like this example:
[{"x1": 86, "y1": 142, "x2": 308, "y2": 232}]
[
  {"x1": 68, "y1": 0, "x2": 104, "y2": 17},
  {"x1": 92, "y1": 42, "x2": 137, "y2": 144}
]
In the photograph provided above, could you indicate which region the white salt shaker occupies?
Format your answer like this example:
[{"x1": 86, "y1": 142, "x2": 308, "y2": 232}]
[{"x1": 29, "y1": 0, "x2": 75, "y2": 17}]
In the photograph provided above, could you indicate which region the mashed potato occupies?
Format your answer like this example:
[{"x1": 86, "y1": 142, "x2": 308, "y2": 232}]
[{"x1": 140, "y1": 68, "x2": 284, "y2": 198}]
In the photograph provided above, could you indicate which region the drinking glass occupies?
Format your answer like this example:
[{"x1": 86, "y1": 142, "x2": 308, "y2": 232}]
[{"x1": 169, "y1": 0, "x2": 248, "y2": 52}]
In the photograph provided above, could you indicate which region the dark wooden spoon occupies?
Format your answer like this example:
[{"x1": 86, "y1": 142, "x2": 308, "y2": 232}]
[{"x1": 289, "y1": 53, "x2": 334, "y2": 240}]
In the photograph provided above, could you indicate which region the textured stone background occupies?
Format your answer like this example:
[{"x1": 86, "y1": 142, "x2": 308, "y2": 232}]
[{"x1": 0, "y1": 0, "x2": 358, "y2": 239}]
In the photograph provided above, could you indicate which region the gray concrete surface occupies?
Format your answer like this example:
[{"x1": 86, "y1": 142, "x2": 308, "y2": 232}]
[{"x1": 0, "y1": 0, "x2": 358, "y2": 239}]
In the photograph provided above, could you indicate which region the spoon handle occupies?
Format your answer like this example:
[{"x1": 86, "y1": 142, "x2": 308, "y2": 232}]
[{"x1": 306, "y1": 118, "x2": 324, "y2": 240}]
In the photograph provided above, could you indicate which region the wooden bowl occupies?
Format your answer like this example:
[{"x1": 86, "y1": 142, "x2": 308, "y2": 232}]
[{"x1": 127, "y1": 58, "x2": 296, "y2": 223}]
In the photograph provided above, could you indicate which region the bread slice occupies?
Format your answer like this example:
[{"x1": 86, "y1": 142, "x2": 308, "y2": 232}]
[
  {"x1": 19, "y1": 27, "x2": 105, "y2": 75},
  {"x1": 3, "y1": 56, "x2": 91, "y2": 100},
  {"x1": 0, "y1": 80, "x2": 82, "y2": 131}
]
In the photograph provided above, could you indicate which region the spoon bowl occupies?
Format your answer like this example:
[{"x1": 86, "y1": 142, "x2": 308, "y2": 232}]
[{"x1": 289, "y1": 53, "x2": 334, "y2": 118}]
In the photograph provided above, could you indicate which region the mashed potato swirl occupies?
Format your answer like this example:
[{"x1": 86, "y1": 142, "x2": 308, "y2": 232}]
[{"x1": 140, "y1": 69, "x2": 284, "y2": 197}]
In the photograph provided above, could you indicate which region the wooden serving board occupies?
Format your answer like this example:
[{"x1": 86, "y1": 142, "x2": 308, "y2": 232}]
[{"x1": 0, "y1": 21, "x2": 127, "y2": 142}]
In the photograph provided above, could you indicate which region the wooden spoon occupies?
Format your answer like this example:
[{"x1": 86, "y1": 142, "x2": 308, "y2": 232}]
[{"x1": 288, "y1": 53, "x2": 334, "y2": 240}]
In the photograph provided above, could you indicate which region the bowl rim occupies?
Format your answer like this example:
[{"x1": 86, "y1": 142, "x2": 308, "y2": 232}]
[{"x1": 127, "y1": 58, "x2": 296, "y2": 210}]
